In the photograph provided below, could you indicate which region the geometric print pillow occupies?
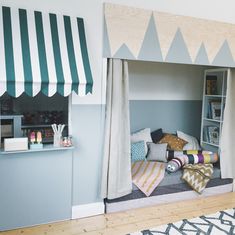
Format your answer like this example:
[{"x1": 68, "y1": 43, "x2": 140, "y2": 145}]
[
  {"x1": 131, "y1": 141, "x2": 146, "y2": 162},
  {"x1": 182, "y1": 163, "x2": 213, "y2": 194}
]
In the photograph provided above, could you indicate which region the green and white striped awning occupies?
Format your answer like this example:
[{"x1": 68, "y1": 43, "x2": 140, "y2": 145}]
[{"x1": 0, "y1": 6, "x2": 93, "y2": 97}]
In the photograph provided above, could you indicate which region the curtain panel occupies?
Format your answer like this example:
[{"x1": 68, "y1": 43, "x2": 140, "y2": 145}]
[
  {"x1": 101, "y1": 58, "x2": 132, "y2": 200},
  {"x1": 220, "y1": 69, "x2": 235, "y2": 179}
]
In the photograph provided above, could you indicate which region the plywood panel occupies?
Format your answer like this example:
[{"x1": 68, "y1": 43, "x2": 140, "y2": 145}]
[
  {"x1": 104, "y1": 3, "x2": 235, "y2": 67},
  {"x1": 104, "y1": 3, "x2": 151, "y2": 58}
]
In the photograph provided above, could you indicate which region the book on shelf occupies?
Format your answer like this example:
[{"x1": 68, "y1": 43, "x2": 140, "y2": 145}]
[
  {"x1": 203, "y1": 126, "x2": 220, "y2": 145},
  {"x1": 211, "y1": 102, "x2": 221, "y2": 120},
  {"x1": 207, "y1": 100, "x2": 221, "y2": 120},
  {"x1": 206, "y1": 75, "x2": 217, "y2": 95},
  {"x1": 203, "y1": 126, "x2": 209, "y2": 142}
]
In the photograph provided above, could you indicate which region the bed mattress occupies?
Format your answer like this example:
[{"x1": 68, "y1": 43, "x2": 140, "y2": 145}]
[
  {"x1": 106, "y1": 167, "x2": 232, "y2": 204},
  {"x1": 132, "y1": 166, "x2": 221, "y2": 191}
]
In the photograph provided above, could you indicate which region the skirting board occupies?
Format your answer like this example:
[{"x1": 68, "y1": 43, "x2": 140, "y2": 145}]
[
  {"x1": 106, "y1": 184, "x2": 233, "y2": 213},
  {"x1": 72, "y1": 202, "x2": 105, "y2": 219}
]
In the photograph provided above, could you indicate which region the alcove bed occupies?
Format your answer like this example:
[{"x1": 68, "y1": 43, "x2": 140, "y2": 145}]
[{"x1": 101, "y1": 3, "x2": 235, "y2": 213}]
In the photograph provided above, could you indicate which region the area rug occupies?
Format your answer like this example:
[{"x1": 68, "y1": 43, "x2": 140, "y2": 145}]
[{"x1": 128, "y1": 208, "x2": 235, "y2": 234}]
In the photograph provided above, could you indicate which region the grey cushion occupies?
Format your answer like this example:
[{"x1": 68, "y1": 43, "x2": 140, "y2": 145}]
[{"x1": 147, "y1": 143, "x2": 167, "y2": 162}]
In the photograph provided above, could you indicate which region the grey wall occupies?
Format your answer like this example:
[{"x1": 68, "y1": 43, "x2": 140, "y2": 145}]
[
  {"x1": 130, "y1": 100, "x2": 202, "y2": 138},
  {"x1": 0, "y1": 150, "x2": 72, "y2": 231}
]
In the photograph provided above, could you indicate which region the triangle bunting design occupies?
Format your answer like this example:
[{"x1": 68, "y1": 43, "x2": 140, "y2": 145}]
[
  {"x1": 194, "y1": 43, "x2": 210, "y2": 65},
  {"x1": 113, "y1": 44, "x2": 136, "y2": 60},
  {"x1": 212, "y1": 40, "x2": 235, "y2": 67},
  {"x1": 138, "y1": 14, "x2": 163, "y2": 62},
  {"x1": 165, "y1": 28, "x2": 192, "y2": 64}
]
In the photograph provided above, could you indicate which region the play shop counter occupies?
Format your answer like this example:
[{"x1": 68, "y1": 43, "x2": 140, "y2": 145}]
[{"x1": 0, "y1": 142, "x2": 74, "y2": 231}]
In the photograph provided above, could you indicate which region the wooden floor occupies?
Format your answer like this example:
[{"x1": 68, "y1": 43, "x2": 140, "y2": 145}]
[{"x1": 3, "y1": 192, "x2": 235, "y2": 235}]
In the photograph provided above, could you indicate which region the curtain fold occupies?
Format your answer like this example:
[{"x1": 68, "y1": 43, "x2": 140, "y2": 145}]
[
  {"x1": 101, "y1": 58, "x2": 132, "y2": 200},
  {"x1": 220, "y1": 69, "x2": 235, "y2": 179}
]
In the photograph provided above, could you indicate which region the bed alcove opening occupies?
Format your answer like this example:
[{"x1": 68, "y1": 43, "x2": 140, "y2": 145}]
[
  {"x1": 129, "y1": 60, "x2": 205, "y2": 140},
  {"x1": 102, "y1": 58, "x2": 233, "y2": 214}
]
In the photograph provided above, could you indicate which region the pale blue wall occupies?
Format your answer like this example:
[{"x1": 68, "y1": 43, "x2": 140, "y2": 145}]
[
  {"x1": 71, "y1": 105, "x2": 104, "y2": 205},
  {"x1": 0, "y1": 150, "x2": 73, "y2": 231}
]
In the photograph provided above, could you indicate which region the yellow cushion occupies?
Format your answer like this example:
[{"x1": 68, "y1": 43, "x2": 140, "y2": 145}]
[{"x1": 158, "y1": 134, "x2": 188, "y2": 151}]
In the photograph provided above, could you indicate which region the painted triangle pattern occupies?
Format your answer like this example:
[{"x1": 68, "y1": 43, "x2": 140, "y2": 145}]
[
  {"x1": 165, "y1": 28, "x2": 192, "y2": 64},
  {"x1": 128, "y1": 208, "x2": 235, "y2": 234},
  {"x1": 103, "y1": 16, "x2": 112, "y2": 58},
  {"x1": 104, "y1": 5, "x2": 235, "y2": 67},
  {"x1": 212, "y1": 40, "x2": 235, "y2": 67},
  {"x1": 138, "y1": 14, "x2": 163, "y2": 62},
  {"x1": 195, "y1": 43, "x2": 210, "y2": 65},
  {"x1": 113, "y1": 43, "x2": 136, "y2": 60}
]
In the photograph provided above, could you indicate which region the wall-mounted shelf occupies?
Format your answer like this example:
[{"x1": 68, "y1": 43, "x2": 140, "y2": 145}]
[
  {"x1": 201, "y1": 141, "x2": 219, "y2": 148},
  {"x1": 200, "y1": 68, "x2": 229, "y2": 152},
  {"x1": 0, "y1": 144, "x2": 74, "y2": 155},
  {"x1": 204, "y1": 95, "x2": 226, "y2": 98},
  {"x1": 203, "y1": 118, "x2": 223, "y2": 123}
]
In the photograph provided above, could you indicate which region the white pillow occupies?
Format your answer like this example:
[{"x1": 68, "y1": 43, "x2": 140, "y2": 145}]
[
  {"x1": 131, "y1": 128, "x2": 152, "y2": 155},
  {"x1": 177, "y1": 131, "x2": 200, "y2": 150}
]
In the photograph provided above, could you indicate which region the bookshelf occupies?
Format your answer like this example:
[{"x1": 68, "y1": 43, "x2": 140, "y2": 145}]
[{"x1": 200, "y1": 69, "x2": 228, "y2": 152}]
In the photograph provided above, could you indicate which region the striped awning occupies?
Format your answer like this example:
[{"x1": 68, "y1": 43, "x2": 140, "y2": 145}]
[{"x1": 0, "y1": 6, "x2": 93, "y2": 97}]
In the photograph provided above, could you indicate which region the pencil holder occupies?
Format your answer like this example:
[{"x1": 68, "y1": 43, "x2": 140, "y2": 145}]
[{"x1": 53, "y1": 133, "x2": 62, "y2": 147}]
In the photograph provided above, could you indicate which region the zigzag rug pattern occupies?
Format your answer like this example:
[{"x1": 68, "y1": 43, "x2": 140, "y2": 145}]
[{"x1": 128, "y1": 208, "x2": 235, "y2": 234}]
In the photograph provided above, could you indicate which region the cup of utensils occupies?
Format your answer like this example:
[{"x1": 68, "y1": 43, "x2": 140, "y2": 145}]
[
  {"x1": 51, "y1": 124, "x2": 72, "y2": 147},
  {"x1": 51, "y1": 124, "x2": 65, "y2": 147}
]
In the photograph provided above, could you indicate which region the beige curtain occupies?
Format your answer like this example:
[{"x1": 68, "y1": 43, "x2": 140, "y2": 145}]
[
  {"x1": 220, "y1": 69, "x2": 235, "y2": 179},
  {"x1": 101, "y1": 58, "x2": 132, "y2": 199}
]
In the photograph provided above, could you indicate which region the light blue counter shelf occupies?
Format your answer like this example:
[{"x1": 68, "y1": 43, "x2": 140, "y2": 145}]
[{"x1": 0, "y1": 144, "x2": 74, "y2": 155}]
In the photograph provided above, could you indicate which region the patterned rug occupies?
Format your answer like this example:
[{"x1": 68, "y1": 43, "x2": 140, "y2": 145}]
[{"x1": 128, "y1": 208, "x2": 235, "y2": 234}]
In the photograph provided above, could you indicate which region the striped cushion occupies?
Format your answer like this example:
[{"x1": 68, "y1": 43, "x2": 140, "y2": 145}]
[
  {"x1": 132, "y1": 161, "x2": 165, "y2": 196},
  {"x1": 166, "y1": 153, "x2": 219, "y2": 172},
  {"x1": 166, "y1": 150, "x2": 213, "y2": 161}
]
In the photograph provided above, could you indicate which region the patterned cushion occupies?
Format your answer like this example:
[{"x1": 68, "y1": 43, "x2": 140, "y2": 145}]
[
  {"x1": 158, "y1": 134, "x2": 188, "y2": 151},
  {"x1": 166, "y1": 153, "x2": 218, "y2": 173},
  {"x1": 131, "y1": 141, "x2": 146, "y2": 162},
  {"x1": 166, "y1": 150, "x2": 213, "y2": 161},
  {"x1": 131, "y1": 128, "x2": 152, "y2": 155},
  {"x1": 182, "y1": 164, "x2": 213, "y2": 194}
]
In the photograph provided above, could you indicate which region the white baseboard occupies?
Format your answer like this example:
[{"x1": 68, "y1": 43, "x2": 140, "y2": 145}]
[{"x1": 72, "y1": 202, "x2": 105, "y2": 219}]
